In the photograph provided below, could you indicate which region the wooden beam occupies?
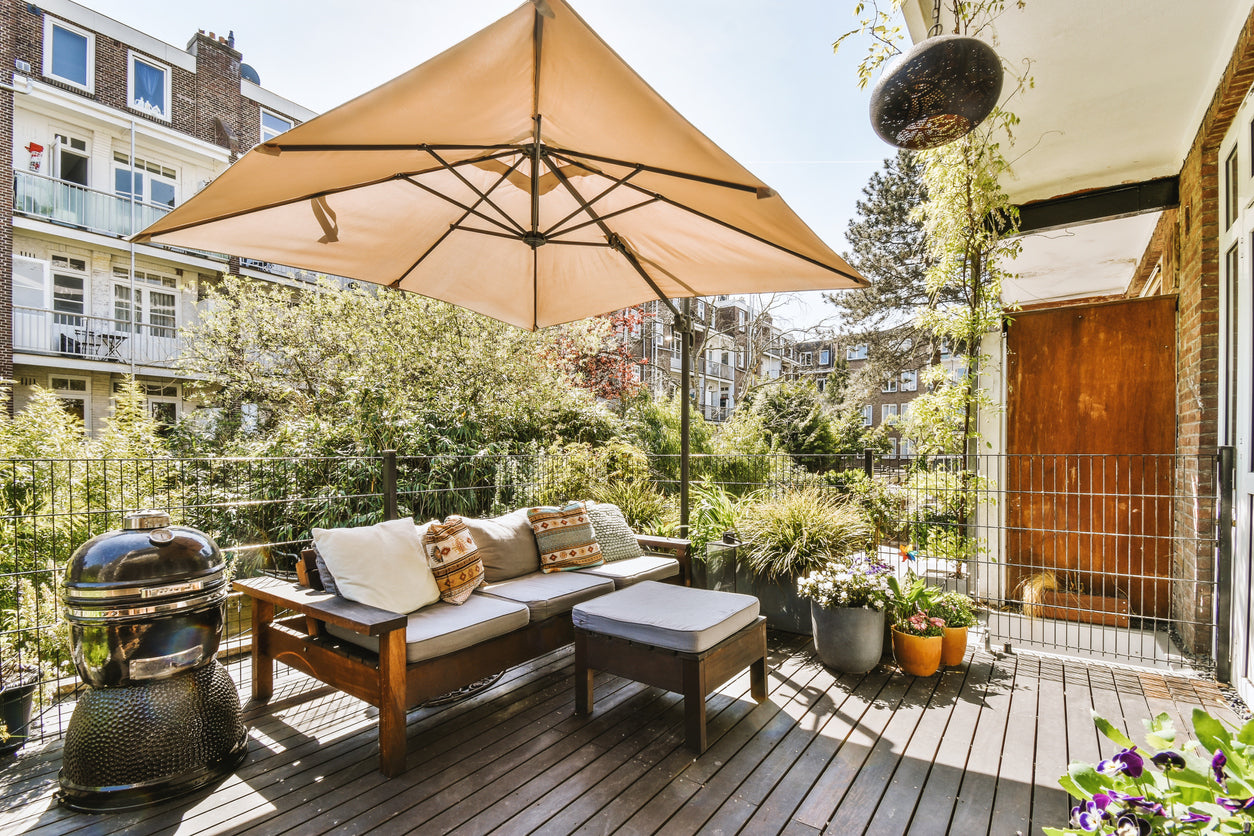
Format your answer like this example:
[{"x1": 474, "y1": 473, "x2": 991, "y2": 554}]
[{"x1": 1002, "y1": 176, "x2": 1179, "y2": 235}]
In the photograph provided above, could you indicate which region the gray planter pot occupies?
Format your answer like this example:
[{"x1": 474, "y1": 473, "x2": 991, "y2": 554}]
[
  {"x1": 811, "y1": 604, "x2": 886, "y2": 673},
  {"x1": 696, "y1": 541, "x2": 811, "y2": 634}
]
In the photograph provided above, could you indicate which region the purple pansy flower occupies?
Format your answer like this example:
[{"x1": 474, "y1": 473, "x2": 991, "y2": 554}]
[
  {"x1": 1115, "y1": 813, "x2": 1151, "y2": 836},
  {"x1": 1099, "y1": 747, "x2": 1144, "y2": 778},
  {"x1": 1179, "y1": 811, "x2": 1212, "y2": 824},
  {"x1": 1213, "y1": 750, "x2": 1228, "y2": 785},
  {"x1": 1219, "y1": 796, "x2": 1254, "y2": 812},
  {"x1": 1072, "y1": 795, "x2": 1113, "y2": 831},
  {"x1": 1107, "y1": 790, "x2": 1164, "y2": 817},
  {"x1": 1150, "y1": 750, "x2": 1185, "y2": 770}
]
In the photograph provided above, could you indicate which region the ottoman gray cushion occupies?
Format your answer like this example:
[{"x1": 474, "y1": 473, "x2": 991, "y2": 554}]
[
  {"x1": 576, "y1": 555, "x2": 680, "y2": 589},
  {"x1": 572, "y1": 580, "x2": 760, "y2": 654}
]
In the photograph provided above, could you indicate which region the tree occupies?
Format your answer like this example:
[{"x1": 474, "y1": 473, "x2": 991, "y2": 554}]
[
  {"x1": 750, "y1": 379, "x2": 842, "y2": 468},
  {"x1": 540, "y1": 309, "x2": 646, "y2": 403},
  {"x1": 176, "y1": 276, "x2": 623, "y2": 457}
]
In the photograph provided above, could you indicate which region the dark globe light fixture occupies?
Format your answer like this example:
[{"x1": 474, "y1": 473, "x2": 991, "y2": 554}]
[{"x1": 869, "y1": 34, "x2": 1004, "y2": 150}]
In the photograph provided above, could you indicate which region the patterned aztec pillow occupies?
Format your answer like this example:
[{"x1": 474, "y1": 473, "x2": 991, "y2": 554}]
[
  {"x1": 585, "y1": 502, "x2": 644, "y2": 563},
  {"x1": 527, "y1": 501, "x2": 604, "y2": 573},
  {"x1": 422, "y1": 517, "x2": 485, "y2": 605}
]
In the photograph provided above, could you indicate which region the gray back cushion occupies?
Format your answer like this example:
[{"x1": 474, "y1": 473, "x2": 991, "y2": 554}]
[
  {"x1": 463, "y1": 509, "x2": 540, "y2": 583},
  {"x1": 586, "y1": 503, "x2": 644, "y2": 563}
]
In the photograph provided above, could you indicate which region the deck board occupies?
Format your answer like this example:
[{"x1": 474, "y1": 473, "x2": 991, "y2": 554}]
[{"x1": 0, "y1": 634, "x2": 1239, "y2": 836}]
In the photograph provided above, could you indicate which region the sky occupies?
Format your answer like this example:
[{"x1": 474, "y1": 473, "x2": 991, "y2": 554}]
[{"x1": 83, "y1": 0, "x2": 897, "y2": 332}]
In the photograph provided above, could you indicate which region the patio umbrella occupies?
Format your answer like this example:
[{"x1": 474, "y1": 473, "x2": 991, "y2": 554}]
[{"x1": 135, "y1": 0, "x2": 867, "y2": 530}]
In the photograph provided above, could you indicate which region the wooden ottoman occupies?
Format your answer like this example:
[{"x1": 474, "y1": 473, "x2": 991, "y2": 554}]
[{"x1": 571, "y1": 580, "x2": 768, "y2": 753}]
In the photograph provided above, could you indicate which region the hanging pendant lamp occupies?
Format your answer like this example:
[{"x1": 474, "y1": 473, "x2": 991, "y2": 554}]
[{"x1": 869, "y1": 3, "x2": 1003, "y2": 150}]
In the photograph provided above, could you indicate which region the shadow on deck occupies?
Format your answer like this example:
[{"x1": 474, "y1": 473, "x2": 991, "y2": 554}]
[{"x1": 0, "y1": 633, "x2": 1236, "y2": 836}]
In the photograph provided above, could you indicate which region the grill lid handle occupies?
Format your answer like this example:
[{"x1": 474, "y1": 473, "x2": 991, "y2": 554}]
[{"x1": 123, "y1": 510, "x2": 172, "y2": 531}]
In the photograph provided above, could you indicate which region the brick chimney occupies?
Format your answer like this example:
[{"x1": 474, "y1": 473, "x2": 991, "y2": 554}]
[{"x1": 187, "y1": 30, "x2": 243, "y2": 157}]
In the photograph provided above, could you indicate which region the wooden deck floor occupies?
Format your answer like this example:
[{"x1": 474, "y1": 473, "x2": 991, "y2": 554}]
[{"x1": 0, "y1": 633, "x2": 1238, "y2": 836}]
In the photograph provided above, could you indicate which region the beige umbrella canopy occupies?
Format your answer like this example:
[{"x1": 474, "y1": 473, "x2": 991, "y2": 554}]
[
  {"x1": 135, "y1": 0, "x2": 865, "y2": 329},
  {"x1": 136, "y1": 0, "x2": 867, "y2": 528}
]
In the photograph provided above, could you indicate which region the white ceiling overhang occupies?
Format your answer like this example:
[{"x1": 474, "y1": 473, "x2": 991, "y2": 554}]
[{"x1": 898, "y1": 0, "x2": 1251, "y2": 303}]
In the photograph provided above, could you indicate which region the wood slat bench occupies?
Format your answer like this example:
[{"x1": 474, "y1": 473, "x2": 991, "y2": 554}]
[{"x1": 233, "y1": 534, "x2": 690, "y2": 776}]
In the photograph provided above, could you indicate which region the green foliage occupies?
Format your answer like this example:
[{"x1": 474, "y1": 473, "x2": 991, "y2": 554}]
[
  {"x1": 736, "y1": 488, "x2": 872, "y2": 579},
  {"x1": 591, "y1": 476, "x2": 675, "y2": 536},
  {"x1": 751, "y1": 379, "x2": 846, "y2": 470},
  {"x1": 703, "y1": 409, "x2": 779, "y2": 492},
  {"x1": 687, "y1": 479, "x2": 745, "y2": 561},
  {"x1": 622, "y1": 392, "x2": 712, "y2": 482},
  {"x1": 1046, "y1": 710, "x2": 1254, "y2": 834},
  {"x1": 886, "y1": 570, "x2": 943, "y2": 628},
  {"x1": 526, "y1": 441, "x2": 652, "y2": 507},
  {"x1": 0, "y1": 579, "x2": 69, "y2": 699}
]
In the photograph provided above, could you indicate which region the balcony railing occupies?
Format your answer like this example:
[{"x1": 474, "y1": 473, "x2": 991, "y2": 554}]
[
  {"x1": 13, "y1": 306, "x2": 182, "y2": 368},
  {"x1": 14, "y1": 171, "x2": 172, "y2": 238}
]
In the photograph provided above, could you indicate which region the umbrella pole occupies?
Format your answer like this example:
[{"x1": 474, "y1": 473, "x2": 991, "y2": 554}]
[{"x1": 679, "y1": 298, "x2": 692, "y2": 539}]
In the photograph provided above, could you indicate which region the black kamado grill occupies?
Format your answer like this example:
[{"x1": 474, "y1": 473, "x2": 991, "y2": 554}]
[{"x1": 57, "y1": 510, "x2": 247, "y2": 811}]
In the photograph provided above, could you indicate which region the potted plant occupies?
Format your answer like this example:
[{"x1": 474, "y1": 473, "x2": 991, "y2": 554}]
[
  {"x1": 797, "y1": 555, "x2": 893, "y2": 673},
  {"x1": 0, "y1": 578, "x2": 69, "y2": 757},
  {"x1": 735, "y1": 488, "x2": 872, "y2": 633},
  {"x1": 929, "y1": 590, "x2": 977, "y2": 666},
  {"x1": 887, "y1": 572, "x2": 945, "y2": 676}
]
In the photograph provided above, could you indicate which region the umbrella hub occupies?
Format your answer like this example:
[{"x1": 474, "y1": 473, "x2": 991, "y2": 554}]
[{"x1": 522, "y1": 231, "x2": 548, "y2": 248}]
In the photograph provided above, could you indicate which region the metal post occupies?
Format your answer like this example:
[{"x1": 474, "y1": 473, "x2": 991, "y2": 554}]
[
  {"x1": 863, "y1": 449, "x2": 873, "y2": 478},
  {"x1": 679, "y1": 298, "x2": 693, "y2": 539},
  {"x1": 382, "y1": 450, "x2": 398, "y2": 522},
  {"x1": 1216, "y1": 446, "x2": 1235, "y2": 684}
]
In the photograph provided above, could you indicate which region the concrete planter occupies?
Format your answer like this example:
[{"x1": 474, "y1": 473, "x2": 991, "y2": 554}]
[{"x1": 811, "y1": 604, "x2": 885, "y2": 673}]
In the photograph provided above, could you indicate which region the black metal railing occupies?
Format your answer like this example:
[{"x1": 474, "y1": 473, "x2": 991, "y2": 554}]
[{"x1": 0, "y1": 449, "x2": 1228, "y2": 746}]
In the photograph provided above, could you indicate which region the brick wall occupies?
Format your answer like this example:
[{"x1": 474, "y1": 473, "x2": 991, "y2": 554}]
[
  {"x1": 0, "y1": 1, "x2": 17, "y2": 391},
  {"x1": 1135, "y1": 2, "x2": 1254, "y2": 653}
]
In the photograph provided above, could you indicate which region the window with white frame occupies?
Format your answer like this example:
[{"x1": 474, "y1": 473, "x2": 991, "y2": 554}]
[
  {"x1": 901, "y1": 370, "x2": 918, "y2": 391},
  {"x1": 801, "y1": 351, "x2": 813, "y2": 365},
  {"x1": 847, "y1": 344, "x2": 868, "y2": 361},
  {"x1": 113, "y1": 153, "x2": 177, "y2": 207},
  {"x1": 861, "y1": 404, "x2": 873, "y2": 427},
  {"x1": 128, "y1": 52, "x2": 171, "y2": 120},
  {"x1": 888, "y1": 438, "x2": 898, "y2": 458},
  {"x1": 115, "y1": 380, "x2": 179, "y2": 427},
  {"x1": 737, "y1": 309, "x2": 746, "y2": 327},
  {"x1": 260, "y1": 110, "x2": 293, "y2": 143},
  {"x1": 819, "y1": 348, "x2": 830, "y2": 366},
  {"x1": 696, "y1": 300, "x2": 706, "y2": 320},
  {"x1": 882, "y1": 378, "x2": 898, "y2": 393},
  {"x1": 51, "y1": 255, "x2": 87, "y2": 326},
  {"x1": 44, "y1": 17, "x2": 94, "y2": 92},
  {"x1": 53, "y1": 134, "x2": 89, "y2": 186},
  {"x1": 113, "y1": 267, "x2": 177, "y2": 337},
  {"x1": 817, "y1": 377, "x2": 826, "y2": 393},
  {"x1": 882, "y1": 403, "x2": 899, "y2": 424},
  {"x1": 900, "y1": 438, "x2": 913, "y2": 458},
  {"x1": 51, "y1": 376, "x2": 90, "y2": 428}
]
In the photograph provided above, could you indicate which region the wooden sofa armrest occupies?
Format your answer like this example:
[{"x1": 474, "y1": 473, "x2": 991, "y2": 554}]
[
  {"x1": 233, "y1": 575, "x2": 406, "y2": 637},
  {"x1": 635, "y1": 534, "x2": 692, "y2": 585}
]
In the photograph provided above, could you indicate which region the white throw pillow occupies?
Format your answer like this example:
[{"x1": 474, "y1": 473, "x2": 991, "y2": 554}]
[{"x1": 311, "y1": 518, "x2": 440, "y2": 614}]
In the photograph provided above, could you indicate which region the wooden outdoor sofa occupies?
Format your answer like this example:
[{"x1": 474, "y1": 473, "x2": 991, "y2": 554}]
[{"x1": 232, "y1": 510, "x2": 690, "y2": 777}]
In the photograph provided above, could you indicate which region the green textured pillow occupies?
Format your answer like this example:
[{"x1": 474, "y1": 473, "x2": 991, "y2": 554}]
[
  {"x1": 586, "y1": 502, "x2": 644, "y2": 563},
  {"x1": 527, "y1": 501, "x2": 603, "y2": 573}
]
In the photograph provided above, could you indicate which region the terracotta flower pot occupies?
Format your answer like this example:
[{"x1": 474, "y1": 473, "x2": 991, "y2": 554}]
[
  {"x1": 940, "y1": 625, "x2": 969, "y2": 667},
  {"x1": 891, "y1": 627, "x2": 942, "y2": 677}
]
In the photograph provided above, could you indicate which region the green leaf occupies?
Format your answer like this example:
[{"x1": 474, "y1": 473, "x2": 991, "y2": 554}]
[
  {"x1": 1236, "y1": 718, "x2": 1254, "y2": 746},
  {"x1": 1093, "y1": 714, "x2": 1135, "y2": 750},
  {"x1": 1147, "y1": 712, "x2": 1177, "y2": 746},
  {"x1": 1193, "y1": 709, "x2": 1230, "y2": 755},
  {"x1": 1067, "y1": 762, "x2": 1106, "y2": 796}
]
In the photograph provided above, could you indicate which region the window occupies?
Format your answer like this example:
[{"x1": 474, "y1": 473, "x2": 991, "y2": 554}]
[
  {"x1": 113, "y1": 153, "x2": 177, "y2": 207},
  {"x1": 260, "y1": 110, "x2": 293, "y2": 143},
  {"x1": 114, "y1": 381, "x2": 179, "y2": 428},
  {"x1": 53, "y1": 135, "x2": 89, "y2": 186},
  {"x1": 43, "y1": 17, "x2": 94, "y2": 92},
  {"x1": 51, "y1": 376, "x2": 90, "y2": 429},
  {"x1": 51, "y1": 255, "x2": 87, "y2": 326},
  {"x1": 882, "y1": 403, "x2": 899, "y2": 424},
  {"x1": 817, "y1": 378, "x2": 826, "y2": 393},
  {"x1": 737, "y1": 309, "x2": 746, "y2": 327},
  {"x1": 882, "y1": 378, "x2": 898, "y2": 393},
  {"x1": 861, "y1": 405, "x2": 873, "y2": 427},
  {"x1": 128, "y1": 52, "x2": 171, "y2": 120},
  {"x1": 819, "y1": 348, "x2": 830, "y2": 366},
  {"x1": 901, "y1": 370, "x2": 918, "y2": 391},
  {"x1": 800, "y1": 351, "x2": 813, "y2": 365},
  {"x1": 696, "y1": 300, "x2": 706, "y2": 320},
  {"x1": 113, "y1": 268, "x2": 178, "y2": 337},
  {"x1": 888, "y1": 438, "x2": 898, "y2": 458},
  {"x1": 846, "y1": 344, "x2": 868, "y2": 361},
  {"x1": 900, "y1": 438, "x2": 913, "y2": 458}
]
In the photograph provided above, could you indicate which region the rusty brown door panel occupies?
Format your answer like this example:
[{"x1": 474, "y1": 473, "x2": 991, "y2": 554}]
[{"x1": 1006, "y1": 297, "x2": 1176, "y2": 618}]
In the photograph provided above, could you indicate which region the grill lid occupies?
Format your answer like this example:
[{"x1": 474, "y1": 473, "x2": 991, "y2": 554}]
[{"x1": 64, "y1": 515, "x2": 226, "y2": 612}]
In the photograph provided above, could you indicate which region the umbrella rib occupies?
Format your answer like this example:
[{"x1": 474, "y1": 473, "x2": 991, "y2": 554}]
[
  {"x1": 425, "y1": 148, "x2": 528, "y2": 236},
  {"x1": 547, "y1": 197, "x2": 661, "y2": 240},
  {"x1": 541, "y1": 167, "x2": 644, "y2": 237},
  {"x1": 550, "y1": 151, "x2": 868, "y2": 286},
  {"x1": 548, "y1": 148, "x2": 763, "y2": 196},
  {"x1": 457, "y1": 227, "x2": 609, "y2": 247},
  {"x1": 401, "y1": 177, "x2": 521, "y2": 237},
  {"x1": 389, "y1": 157, "x2": 530, "y2": 288}
]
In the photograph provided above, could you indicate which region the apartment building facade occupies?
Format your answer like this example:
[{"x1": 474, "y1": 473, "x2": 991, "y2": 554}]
[{"x1": 2, "y1": 0, "x2": 314, "y2": 432}]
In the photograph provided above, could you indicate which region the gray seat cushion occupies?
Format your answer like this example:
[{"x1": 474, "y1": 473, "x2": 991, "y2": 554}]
[
  {"x1": 479, "y1": 571, "x2": 615, "y2": 621},
  {"x1": 571, "y1": 581, "x2": 760, "y2": 654},
  {"x1": 325, "y1": 593, "x2": 529, "y2": 664},
  {"x1": 576, "y1": 555, "x2": 679, "y2": 589}
]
